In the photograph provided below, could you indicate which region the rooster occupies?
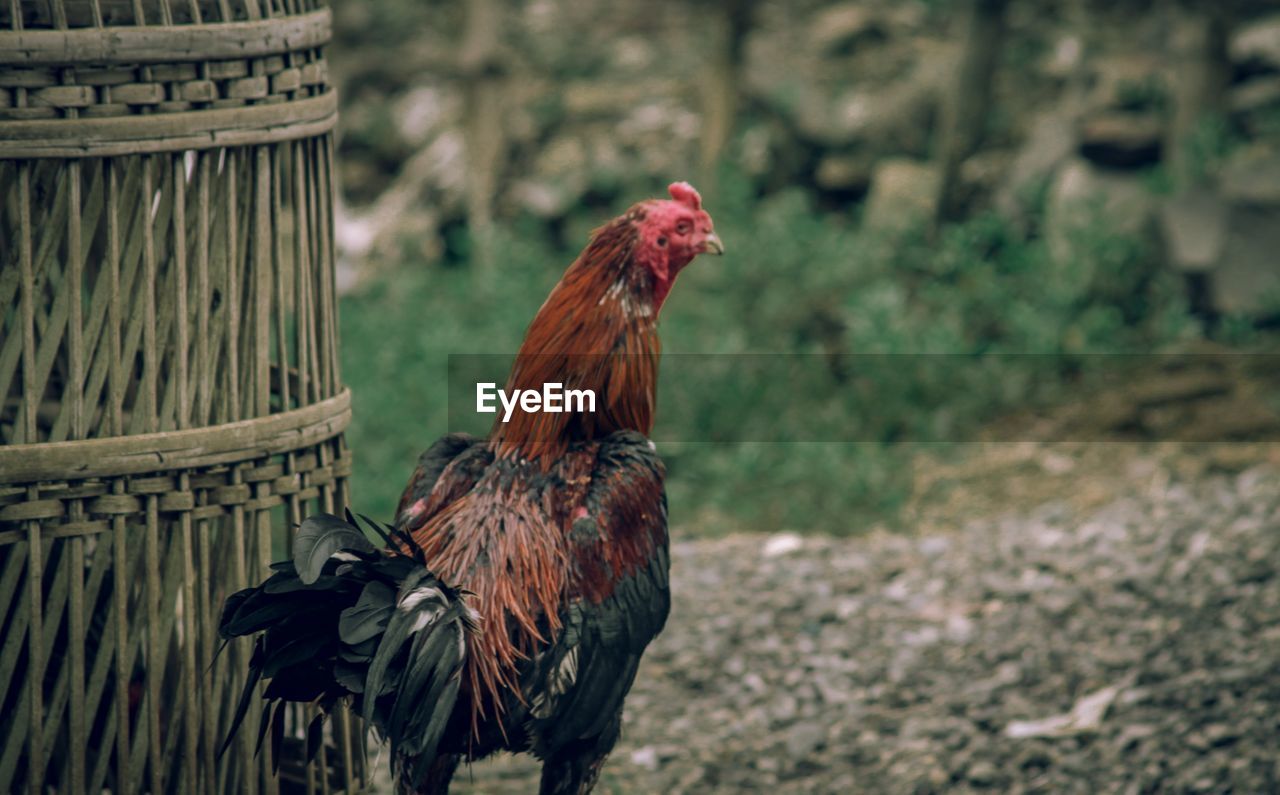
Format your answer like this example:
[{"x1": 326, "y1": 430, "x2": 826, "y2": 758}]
[{"x1": 218, "y1": 182, "x2": 723, "y2": 793}]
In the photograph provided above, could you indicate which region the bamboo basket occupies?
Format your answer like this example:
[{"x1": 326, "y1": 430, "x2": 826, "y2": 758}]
[{"x1": 0, "y1": 0, "x2": 361, "y2": 792}]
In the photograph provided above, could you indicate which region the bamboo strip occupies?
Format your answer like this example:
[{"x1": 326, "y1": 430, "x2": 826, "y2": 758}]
[
  {"x1": 306, "y1": 138, "x2": 327, "y2": 399},
  {"x1": 318, "y1": 135, "x2": 338, "y2": 397},
  {"x1": 111, "y1": 479, "x2": 132, "y2": 792},
  {"x1": 238, "y1": 152, "x2": 256, "y2": 422},
  {"x1": 255, "y1": 485, "x2": 278, "y2": 795},
  {"x1": 272, "y1": 144, "x2": 291, "y2": 413},
  {"x1": 338, "y1": 703, "x2": 359, "y2": 793},
  {"x1": 145, "y1": 494, "x2": 163, "y2": 794},
  {"x1": 230, "y1": 464, "x2": 258, "y2": 795},
  {"x1": 106, "y1": 158, "x2": 123, "y2": 436},
  {"x1": 197, "y1": 508, "x2": 218, "y2": 795},
  {"x1": 209, "y1": 504, "x2": 238, "y2": 795},
  {"x1": 305, "y1": 703, "x2": 318, "y2": 795},
  {"x1": 291, "y1": 138, "x2": 312, "y2": 406},
  {"x1": 316, "y1": 707, "x2": 331, "y2": 795},
  {"x1": 335, "y1": 435, "x2": 351, "y2": 515},
  {"x1": 68, "y1": 532, "x2": 87, "y2": 792},
  {"x1": 196, "y1": 152, "x2": 212, "y2": 426},
  {"x1": 174, "y1": 153, "x2": 190, "y2": 431},
  {"x1": 26, "y1": 490, "x2": 46, "y2": 793},
  {"x1": 67, "y1": 159, "x2": 84, "y2": 441},
  {"x1": 179, "y1": 473, "x2": 200, "y2": 794},
  {"x1": 18, "y1": 162, "x2": 36, "y2": 443},
  {"x1": 225, "y1": 149, "x2": 241, "y2": 424},
  {"x1": 301, "y1": 138, "x2": 321, "y2": 407},
  {"x1": 141, "y1": 156, "x2": 159, "y2": 435},
  {"x1": 254, "y1": 146, "x2": 271, "y2": 417}
]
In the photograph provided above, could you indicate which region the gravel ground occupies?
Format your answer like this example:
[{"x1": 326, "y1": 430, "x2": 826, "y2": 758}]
[{"x1": 371, "y1": 454, "x2": 1280, "y2": 793}]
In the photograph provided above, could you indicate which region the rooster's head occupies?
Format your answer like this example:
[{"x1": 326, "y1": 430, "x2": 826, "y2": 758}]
[{"x1": 629, "y1": 182, "x2": 724, "y2": 289}]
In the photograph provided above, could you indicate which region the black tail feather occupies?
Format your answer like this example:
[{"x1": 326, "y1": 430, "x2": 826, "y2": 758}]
[{"x1": 215, "y1": 512, "x2": 474, "y2": 780}]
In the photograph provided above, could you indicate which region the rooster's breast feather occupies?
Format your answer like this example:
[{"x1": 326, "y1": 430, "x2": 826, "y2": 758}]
[{"x1": 524, "y1": 430, "x2": 671, "y2": 755}]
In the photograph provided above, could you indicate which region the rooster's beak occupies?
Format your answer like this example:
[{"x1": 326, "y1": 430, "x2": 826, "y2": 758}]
[{"x1": 701, "y1": 233, "x2": 725, "y2": 256}]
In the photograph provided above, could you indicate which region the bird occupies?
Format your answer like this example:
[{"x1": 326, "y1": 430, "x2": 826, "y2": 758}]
[{"x1": 217, "y1": 181, "x2": 723, "y2": 794}]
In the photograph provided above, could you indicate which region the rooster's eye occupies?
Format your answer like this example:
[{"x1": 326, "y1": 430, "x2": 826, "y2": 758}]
[{"x1": 675, "y1": 220, "x2": 691, "y2": 235}]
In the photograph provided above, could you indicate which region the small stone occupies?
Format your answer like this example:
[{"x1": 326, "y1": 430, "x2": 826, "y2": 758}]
[
  {"x1": 763, "y1": 533, "x2": 805, "y2": 558},
  {"x1": 967, "y1": 760, "x2": 1000, "y2": 786},
  {"x1": 630, "y1": 746, "x2": 659, "y2": 771},
  {"x1": 786, "y1": 723, "x2": 827, "y2": 758}
]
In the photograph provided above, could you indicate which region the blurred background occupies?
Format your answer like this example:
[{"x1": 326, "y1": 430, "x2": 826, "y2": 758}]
[
  {"x1": 329, "y1": 0, "x2": 1280, "y2": 537},
  {"x1": 325, "y1": 2, "x2": 1280, "y2": 791}
]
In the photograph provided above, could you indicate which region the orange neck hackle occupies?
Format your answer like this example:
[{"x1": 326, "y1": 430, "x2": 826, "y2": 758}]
[{"x1": 489, "y1": 182, "x2": 721, "y2": 463}]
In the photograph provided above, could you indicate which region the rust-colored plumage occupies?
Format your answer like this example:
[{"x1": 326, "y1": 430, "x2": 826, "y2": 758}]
[
  {"x1": 401, "y1": 184, "x2": 720, "y2": 746},
  {"x1": 491, "y1": 212, "x2": 660, "y2": 464}
]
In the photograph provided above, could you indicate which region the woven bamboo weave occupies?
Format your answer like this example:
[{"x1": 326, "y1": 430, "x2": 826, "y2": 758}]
[{"x1": 0, "y1": 0, "x2": 361, "y2": 792}]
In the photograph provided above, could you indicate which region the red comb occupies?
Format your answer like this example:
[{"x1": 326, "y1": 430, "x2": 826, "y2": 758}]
[{"x1": 668, "y1": 182, "x2": 702, "y2": 211}]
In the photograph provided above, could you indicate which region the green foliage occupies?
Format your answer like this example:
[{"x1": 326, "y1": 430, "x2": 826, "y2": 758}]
[
  {"x1": 1114, "y1": 74, "x2": 1169, "y2": 114},
  {"x1": 1182, "y1": 113, "x2": 1242, "y2": 181},
  {"x1": 340, "y1": 175, "x2": 1193, "y2": 535}
]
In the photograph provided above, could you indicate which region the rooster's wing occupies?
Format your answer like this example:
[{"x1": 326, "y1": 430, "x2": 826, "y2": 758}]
[
  {"x1": 523, "y1": 431, "x2": 671, "y2": 790},
  {"x1": 395, "y1": 432, "x2": 490, "y2": 536}
]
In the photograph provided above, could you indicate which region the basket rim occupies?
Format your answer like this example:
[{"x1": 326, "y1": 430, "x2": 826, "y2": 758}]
[
  {"x1": 0, "y1": 388, "x2": 350, "y2": 484},
  {"x1": 0, "y1": 7, "x2": 330, "y2": 66},
  {"x1": 0, "y1": 89, "x2": 337, "y2": 158}
]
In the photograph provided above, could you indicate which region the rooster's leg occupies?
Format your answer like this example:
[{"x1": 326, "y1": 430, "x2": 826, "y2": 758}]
[
  {"x1": 405, "y1": 752, "x2": 460, "y2": 795},
  {"x1": 537, "y1": 714, "x2": 622, "y2": 795}
]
